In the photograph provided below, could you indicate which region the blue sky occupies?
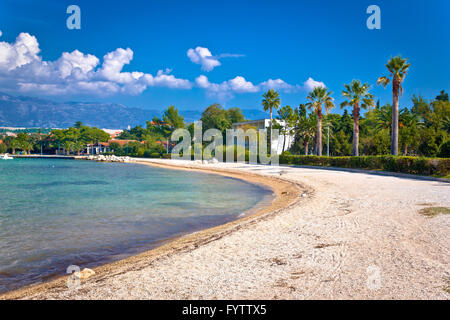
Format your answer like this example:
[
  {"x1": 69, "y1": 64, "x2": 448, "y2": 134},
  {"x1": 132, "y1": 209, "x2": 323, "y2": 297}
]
[{"x1": 0, "y1": 0, "x2": 448, "y2": 115}]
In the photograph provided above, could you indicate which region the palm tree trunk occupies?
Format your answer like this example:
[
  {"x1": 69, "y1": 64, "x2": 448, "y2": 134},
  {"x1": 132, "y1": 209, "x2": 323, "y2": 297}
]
[
  {"x1": 392, "y1": 78, "x2": 400, "y2": 155},
  {"x1": 353, "y1": 104, "x2": 360, "y2": 156},
  {"x1": 304, "y1": 140, "x2": 309, "y2": 155},
  {"x1": 317, "y1": 111, "x2": 323, "y2": 156},
  {"x1": 269, "y1": 108, "x2": 273, "y2": 155}
]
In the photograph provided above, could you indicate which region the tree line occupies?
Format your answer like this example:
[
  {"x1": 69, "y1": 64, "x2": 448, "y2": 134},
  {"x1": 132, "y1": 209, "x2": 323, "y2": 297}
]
[{"x1": 263, "y1": 56, "x2": 449, "y2": 158}]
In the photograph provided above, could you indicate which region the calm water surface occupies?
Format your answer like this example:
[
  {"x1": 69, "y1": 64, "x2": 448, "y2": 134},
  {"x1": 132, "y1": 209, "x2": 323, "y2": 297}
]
[{"x1": 0, "y1": 159, "x2": 273, "y2": 293}]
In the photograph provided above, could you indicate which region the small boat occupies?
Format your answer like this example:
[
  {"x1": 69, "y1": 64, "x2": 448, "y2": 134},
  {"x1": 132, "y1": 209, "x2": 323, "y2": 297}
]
[{"x1": 1, "y1": 154, "x2": 13, "y2": 160}]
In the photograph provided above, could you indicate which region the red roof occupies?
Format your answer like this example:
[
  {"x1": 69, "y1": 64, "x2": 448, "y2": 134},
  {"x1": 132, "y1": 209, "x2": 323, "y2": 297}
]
[
  {"x1": 150, "y1": 121, "x2": 169, "y2": 126},
  {"x1": 102, "y1": 139, "x2": 141, "y2": 147}
]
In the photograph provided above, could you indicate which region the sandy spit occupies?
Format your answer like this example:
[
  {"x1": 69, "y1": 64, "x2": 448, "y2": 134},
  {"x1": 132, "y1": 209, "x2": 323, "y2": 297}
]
[{"x1": 1, "y1": 159, "x2": 449, "y2": 300}]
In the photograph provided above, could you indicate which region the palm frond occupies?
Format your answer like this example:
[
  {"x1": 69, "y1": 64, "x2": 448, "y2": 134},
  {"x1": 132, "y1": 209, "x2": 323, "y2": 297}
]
[{"x1": 377, "y1": 76, "x2": 390, "y2": 87}]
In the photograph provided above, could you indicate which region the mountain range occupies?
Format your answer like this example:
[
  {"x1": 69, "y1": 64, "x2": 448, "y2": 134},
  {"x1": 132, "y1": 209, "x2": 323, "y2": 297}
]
[{"x1": 0, "y1": 93, "x2": 269, "y2": 129}]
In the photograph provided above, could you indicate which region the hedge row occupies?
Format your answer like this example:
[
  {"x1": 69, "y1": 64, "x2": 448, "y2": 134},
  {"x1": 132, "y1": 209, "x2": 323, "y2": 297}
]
[{"x1": 279, "y1": 155, "x2": 450, "y2": 177}]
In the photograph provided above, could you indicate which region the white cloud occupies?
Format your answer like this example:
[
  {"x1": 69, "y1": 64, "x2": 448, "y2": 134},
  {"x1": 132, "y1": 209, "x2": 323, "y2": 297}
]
[
  {"x1": 196, "y1": 75, "x2": 314, "y2": 99},
  {"x1": 0, "y1": 32, "x2": 41, "y2": 71},
  {"x1": 187, "y1": 46, "x2": 244, "y2": 72},
  {"x1": 0, "y1": 31, "x2": 326, "y2": 100},
  {"x1": 56, "y1": 50, "x2": 99, "y2": 79},
  {"x1": 187, "y1": 47, "x2": 221, "y2": 72},
  {"x1": 228, "y1": 76, "x2": 259, "y2": 93},
  {"x1": 303, "y1": 77, "x2": 325, "y2": 91},
  {"x1": 0, "y1": 31, "x2": 192, "y2": 97},
  {"x1": 195, "y1": 75, "x2": 259, "y2": 99},
  {"x1": 144, "y1": 69, "x2": 192, "y2": 89},
  {"x1": 260, "y1": 78, "x2": 297, "y2": 92}
]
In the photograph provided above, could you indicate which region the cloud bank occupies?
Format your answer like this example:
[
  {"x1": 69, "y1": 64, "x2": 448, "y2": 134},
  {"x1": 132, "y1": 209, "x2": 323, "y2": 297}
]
[
  {"x1": 0, "y1": 31, "x2": 326, "y2": 99},
  {"x1": 0, "y1": 32, "x2": 192, "y2": 96},
  {"x1": 195, "y1": 75, "x2": 325, "y2": 99}
]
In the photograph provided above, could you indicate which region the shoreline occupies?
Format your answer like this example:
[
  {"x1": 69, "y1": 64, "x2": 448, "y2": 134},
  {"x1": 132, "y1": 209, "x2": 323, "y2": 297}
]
[{"x1": 0, "y1": 159, "x2": 303, "y2": 300}]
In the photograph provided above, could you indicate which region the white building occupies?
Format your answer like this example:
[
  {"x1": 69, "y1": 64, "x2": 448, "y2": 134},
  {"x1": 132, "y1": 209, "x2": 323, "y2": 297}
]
[{"x1": 231, "y1": 119, "x2": 294, "y2": 155}]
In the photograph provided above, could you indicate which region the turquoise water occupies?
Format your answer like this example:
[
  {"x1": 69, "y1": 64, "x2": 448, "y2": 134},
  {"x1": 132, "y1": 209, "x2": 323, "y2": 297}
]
[{"x1": 0, "y1": 159, "x2": 272, "y2": 293}]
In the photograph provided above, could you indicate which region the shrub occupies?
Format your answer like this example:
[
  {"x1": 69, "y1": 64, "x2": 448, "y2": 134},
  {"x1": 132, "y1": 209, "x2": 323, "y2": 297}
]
[
  {"x1": 0, "y1": 143, "x2": 7, "y2": 154},
  {"x1": 279, "y1": 155, "x2": 450, "y2": 177},
  {"x1": 438, "y1": 140, "x2": 450, "y2": 158},
  {"x1": 143, "y1": 150, "x2": 162, "y2": 158}
]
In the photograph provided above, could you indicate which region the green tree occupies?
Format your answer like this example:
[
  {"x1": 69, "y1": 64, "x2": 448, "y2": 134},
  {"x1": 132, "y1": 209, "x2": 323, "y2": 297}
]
[
  {"x1": 399, "y1": 108, "x2": 421, "y2": 155},
  {"x1": 276, "y1": 105, "x2": 295, "y2": 152},
  {"x1": 340, "y1": 80, "x2": 375, "y2": 156},
  {"x1": 227, "y1": 107, "x2": 245, "y2": 124},
  {"x1": 74, "y1": 121, "x2": 83, "y2": 129},
  {"x1": 305, "y1": 86, "x2": 335, "y2": 155},
  {"x1": 294, "y1": 110, "x2": 316, "y2": 155},
  {"x1": 262, "y1": 89, "x2": 281, "y2": 153},
  {"x1": 377, "y1": 55, "x2": 411, "y2": 155},
  {"x1": 16, "y1": 133, "x2": 32, "y2": 154},
  {"x1": 0, "y1": 142, "x2": 7, "y2": 154},
  {"x1": 201, "y1": 103, "x2": 231, "y2": 133},
  {"x1": 163, "y1": 105, "x2": 185, "y2": 130},
  {"x1": 436, "y1": 90, "x2": 449, "y2": 102}
]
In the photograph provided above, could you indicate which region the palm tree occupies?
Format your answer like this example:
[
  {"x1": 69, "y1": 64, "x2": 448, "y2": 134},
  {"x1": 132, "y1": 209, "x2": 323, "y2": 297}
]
[
  {"x1": 305, "y1": 87, "x2": 335, "y2": 155},
  {"x1": 9, "y1": 138, "x2": 17, "y2": 154},
  {"x1": 276, "y1": 105, "x2": 294, "y2": 152},
  {"x1": 340, "y1": 80, "x2": 375, "y2": 156},
  {"x1": 63, "y1": 140, "x2": 74, "y2": 155},
  {"x1": 377, "y1": 55, "x2": 410, "y2": 155},
  {"x1": 296, "y1": 113, "x2": 316, "y2": 155},
  {"x1": 262, "y1": 89, "x2": 281, "y2": 154}
]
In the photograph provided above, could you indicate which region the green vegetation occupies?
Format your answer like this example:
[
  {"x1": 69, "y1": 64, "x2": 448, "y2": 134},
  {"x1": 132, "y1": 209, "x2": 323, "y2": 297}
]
[
  {"x1": 280, "y1": 155, "x2": 450, "y2": 177},
  {"x1": 287, "y1": 89, "x2": 449, "y2": 159},
  {"x1": 418, "y1": 207, "x2": 450, "y2": 217},
  {"x1": 262, "y1": 89, "x2": 281, "y2": 153},
  {"x1": 199, "y1": 103, "x2": 243, "y2": 134},
  {"x1": 377, "y1": 55, "x2": 411, "y2": 155},
  {"x1": 340, "y1": 80, "x2": 375, "y2": 156},
  {"x1": 0, "y1": 55, "x2": 448, "y2": 176},
  {"x1": 51, "y1": 124, "x2": 110, "y2": 155},
  {"x1": 305, "y1": 86, "x2": 335, "y2": 156}
]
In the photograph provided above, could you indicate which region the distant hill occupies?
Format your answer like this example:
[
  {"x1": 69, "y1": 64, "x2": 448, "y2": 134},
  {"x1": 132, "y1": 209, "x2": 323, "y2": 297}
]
[
  {"x1": 0, "y1": 92, "x2": 270, "y2": 129},
  {"x1": 0, "y1": 93, "x2": 160, "y2": 129}
]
